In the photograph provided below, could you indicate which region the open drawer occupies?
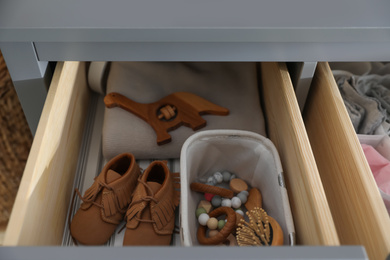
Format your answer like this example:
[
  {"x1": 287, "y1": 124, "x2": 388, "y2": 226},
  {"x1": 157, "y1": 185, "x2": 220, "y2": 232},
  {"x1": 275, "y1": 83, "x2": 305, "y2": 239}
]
[
  {"x1": 303, "y1": 62, "x2": 390, "y2": 260},
  {"x1": 3, "y1": 62, "x2": 350, "y2": 254}
]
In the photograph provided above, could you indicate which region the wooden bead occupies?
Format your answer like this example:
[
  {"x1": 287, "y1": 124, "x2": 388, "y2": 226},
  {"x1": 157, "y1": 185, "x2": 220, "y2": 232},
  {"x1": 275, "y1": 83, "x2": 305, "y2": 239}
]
[
  {"x1": 229, "y1": 178, "x2": 248, "y2": 193},
  {"x1": 198, "y1": 200, "x2": 212, "y2": 213},
  {"x1": 207, "y1": 217, "x2": 219, "y2": 230},
  {"x1": 209, "y1": 230, "x2": 219, "y2": 238},
  {"x1": 158, "y1": 105, "x2": 176, "y2": 120}
]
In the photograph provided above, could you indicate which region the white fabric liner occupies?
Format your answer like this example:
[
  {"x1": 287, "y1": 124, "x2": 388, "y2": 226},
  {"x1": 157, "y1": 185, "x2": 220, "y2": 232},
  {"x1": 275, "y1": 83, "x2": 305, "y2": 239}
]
[
  {"x1": 358, "y1": 134, "x2": 390, "y2": 215},
  {"x1": 180, "y1": 130, "x2": 295, "y2": 246},
  {"x1": 102, "y1": 62, "x2": 266, "y2": 160}
]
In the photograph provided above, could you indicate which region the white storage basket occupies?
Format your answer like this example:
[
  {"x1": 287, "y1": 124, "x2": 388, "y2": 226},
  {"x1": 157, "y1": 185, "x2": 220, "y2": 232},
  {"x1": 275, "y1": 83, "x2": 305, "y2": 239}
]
[{"x1": 180, "y1": 130, "x2": 295, "y2": 246}]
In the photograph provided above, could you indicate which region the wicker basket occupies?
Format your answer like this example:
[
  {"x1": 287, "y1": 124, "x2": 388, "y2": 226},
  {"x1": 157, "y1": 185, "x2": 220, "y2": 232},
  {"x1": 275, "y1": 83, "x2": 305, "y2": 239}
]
[{"x1": 0, "y1": 50, "x2": 32, "y2": 226}]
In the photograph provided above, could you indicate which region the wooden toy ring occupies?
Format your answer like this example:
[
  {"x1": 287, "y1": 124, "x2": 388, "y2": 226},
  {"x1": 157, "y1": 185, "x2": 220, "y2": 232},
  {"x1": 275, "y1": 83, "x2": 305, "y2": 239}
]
[
  {"x1": 190, "y1": 182, "x2": 234, "y2": 199},
  {"x1": 197, "y1": 207, "x2": 236, "y2": 245}
]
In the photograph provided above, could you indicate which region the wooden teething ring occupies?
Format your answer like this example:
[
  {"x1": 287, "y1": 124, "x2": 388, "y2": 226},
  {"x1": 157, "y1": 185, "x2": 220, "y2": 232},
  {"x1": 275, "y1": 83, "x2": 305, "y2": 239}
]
[
  {"x1": 190, "y1": 182, "x2": 234, "y2": 198},
  {"x1": 197, "y1": 207, "x2": 236, "y2": 245}
]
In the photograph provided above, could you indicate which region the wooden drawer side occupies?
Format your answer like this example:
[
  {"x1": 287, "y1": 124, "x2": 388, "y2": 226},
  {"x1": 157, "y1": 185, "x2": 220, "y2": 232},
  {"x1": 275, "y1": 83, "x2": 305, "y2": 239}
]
[
  {"x1": 4, "y1": 62, "x2": 90, "y2": 245},
  {"x1": 303, "y1": 62, "x2": 390, "y2": 260},
  {"x1": 260, "y1": 62, "x2": 339, "y2": 246}
]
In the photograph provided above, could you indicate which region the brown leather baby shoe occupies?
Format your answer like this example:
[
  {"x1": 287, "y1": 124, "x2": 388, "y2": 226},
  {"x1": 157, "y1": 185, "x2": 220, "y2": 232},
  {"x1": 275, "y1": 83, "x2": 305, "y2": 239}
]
[
  {"x1": 70, "y1": 153, "x2": 140, "y2": 245},
  {"x1": 123, "y1": 161, "x2": 180, "y2": 246}
]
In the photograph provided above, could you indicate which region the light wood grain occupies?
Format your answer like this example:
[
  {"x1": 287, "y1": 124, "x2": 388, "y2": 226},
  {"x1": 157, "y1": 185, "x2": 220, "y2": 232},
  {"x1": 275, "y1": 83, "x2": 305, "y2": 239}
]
[
  {"x1": 261, "y1": 62, "x2": 339, "y2": 246},
  {"x1": 4, "y1": 62, "x2": 90, "y2": 245},
  {"x1": 303, "y1": 62, "x2": 390, "y2": 260}
]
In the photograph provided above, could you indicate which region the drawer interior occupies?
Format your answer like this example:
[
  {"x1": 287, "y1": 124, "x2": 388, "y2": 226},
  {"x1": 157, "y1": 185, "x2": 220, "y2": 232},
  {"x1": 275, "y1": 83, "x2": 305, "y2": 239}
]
[
  {"x1": 303, "y1": 62, "x2": 390, "y2": 260},
  {"x1": 4, "y1": 62, "x2": 339, "y2": 247}
]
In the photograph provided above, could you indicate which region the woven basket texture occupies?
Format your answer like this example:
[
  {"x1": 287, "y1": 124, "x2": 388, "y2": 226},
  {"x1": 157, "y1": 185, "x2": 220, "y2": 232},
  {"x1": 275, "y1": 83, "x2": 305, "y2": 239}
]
[{"x1": 0, "y1": 50, "x2": 32, "y2": 226}]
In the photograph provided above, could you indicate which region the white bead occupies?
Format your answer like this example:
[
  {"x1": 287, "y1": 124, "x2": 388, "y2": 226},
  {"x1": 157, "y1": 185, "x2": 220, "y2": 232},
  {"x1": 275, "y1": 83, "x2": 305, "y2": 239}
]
[
  {"x1": 221, "y1": 198, "x2": 232, "y2": 207},
  {"x1": 207, "y1": 176, "x2": 216, "y2": 185},
  {"x1": 236, "y1": 209, "x2": 244, "y2": 216},
  {"x1": 198, "y1": 213, "x2": 210, "y2": 226},
  {"x1": 213, "y1": 172, "x2": 223, "y2": 183},
  {"x1": 222, "y1": 171, "x2": 231, "y2": 182},
  {"x1": 231, "y1": 197, "x2": 242, "y2": 208}
]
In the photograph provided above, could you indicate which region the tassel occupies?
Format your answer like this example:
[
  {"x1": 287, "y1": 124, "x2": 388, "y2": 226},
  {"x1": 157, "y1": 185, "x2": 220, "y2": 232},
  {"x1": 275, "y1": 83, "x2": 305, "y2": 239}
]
[
  {"x1": 103, "y1": 192, "x2": 117, "y2": 217},
  {"x1": 80, "y1": 181, "x2": 101, "y2": 209},
  {"x1": 153, "y1": 203, "x2": 167, "y2": 229}
]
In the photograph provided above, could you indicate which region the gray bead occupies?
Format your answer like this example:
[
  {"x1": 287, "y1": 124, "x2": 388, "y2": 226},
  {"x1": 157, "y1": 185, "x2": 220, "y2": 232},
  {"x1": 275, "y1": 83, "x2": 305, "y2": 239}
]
[
  {"x1": 237, "y1": 192, "x2": 248, "y2": 204},
  {"x1": 222, "y1": 171, "x2": 231, "y2": 182},
  {"x1": 205, "y1": 181, "x2": 215, "y2": 186},
  {"x1": 239, "y1": 190, "x2": 249, "y2": 197},
  {"x1": 211, "y1": 195, "x2": 222, "y2": 207},
  {"x1": 230, "y1": 174, "x2": 236, "y2": 180}
]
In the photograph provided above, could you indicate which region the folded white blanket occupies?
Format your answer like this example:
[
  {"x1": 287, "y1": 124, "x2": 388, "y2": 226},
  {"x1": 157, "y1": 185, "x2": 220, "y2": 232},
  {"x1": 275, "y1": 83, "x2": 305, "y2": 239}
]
[{"x1": 102, "y1": 62, "x2": 266, "y2": 160}]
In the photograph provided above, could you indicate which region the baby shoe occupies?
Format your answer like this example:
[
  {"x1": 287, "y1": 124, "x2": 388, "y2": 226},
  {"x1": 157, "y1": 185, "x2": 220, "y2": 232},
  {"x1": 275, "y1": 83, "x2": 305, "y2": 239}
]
[
  {"x1": 123, "y1": 161, "x2": 180, "y2": 246},
  {"x1": 70, "y1": 153, "x2": 140, "y2": 245}
]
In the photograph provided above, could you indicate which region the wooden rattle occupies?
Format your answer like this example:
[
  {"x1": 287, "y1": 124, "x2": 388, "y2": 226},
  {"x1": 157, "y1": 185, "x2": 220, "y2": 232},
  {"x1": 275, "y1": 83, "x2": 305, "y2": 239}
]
[
  {"x1": 104, "y1": 92, "x2": 229, "y2": 145},
  {"x1": 197, "y1": 207, "x2": 236, "y2": 245}
]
